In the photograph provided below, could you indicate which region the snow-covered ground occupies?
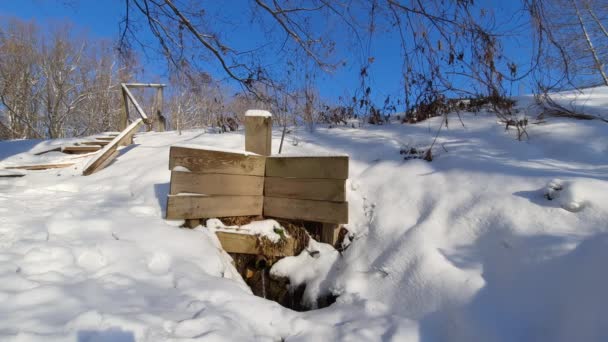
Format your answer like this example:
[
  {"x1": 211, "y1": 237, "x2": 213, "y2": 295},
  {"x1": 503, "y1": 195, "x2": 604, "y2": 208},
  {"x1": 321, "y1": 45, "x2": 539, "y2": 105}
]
[{"x1": 1, "y1": 89, "x2": 608, "y2": 341}]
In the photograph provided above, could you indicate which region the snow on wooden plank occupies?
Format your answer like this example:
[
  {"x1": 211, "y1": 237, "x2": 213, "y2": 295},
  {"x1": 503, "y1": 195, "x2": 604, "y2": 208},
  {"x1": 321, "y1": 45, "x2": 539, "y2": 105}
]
[
  {"x1": 215, "y1": 231, "x2": 295, "y2": 256},
  {"x1": 166, "y1": 195, "x2": 263, "y2": 219},
  {"x1": 265, "y1": 155, "x2": 349, "y2": 179},
  {"x1": 82, "y1": 118, "x2": 143, "y2": 176},
  {"x1": 264, "y1": 177, "x2": 346, "y2": 202},
  {"x1": 263, "y1": 196, "x2": 348, "y2": 224},
  {"x1": 5, "y1": 162, "x2": 75, "y2": 170},
  {"x1": 244, "y1": 109, "x2": 272, "y2": 117},
  {"x1": 169, "y1": 146, "x2": 265, "y2": 176},
  {"x1": 170, "y1": 171, "x2": 264, "y2": 196}
]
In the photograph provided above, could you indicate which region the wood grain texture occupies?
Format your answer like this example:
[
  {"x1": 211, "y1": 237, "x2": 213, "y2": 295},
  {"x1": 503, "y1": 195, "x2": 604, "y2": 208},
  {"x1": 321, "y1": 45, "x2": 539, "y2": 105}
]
[
  {"x1": 169, "y1": 146, "x2": 265, "y2": 176},
  {"x1": 82, "y1": 118, "x2": 143, "y2": 176},
  {"x1": 170, "y1": 171, "x2": 264, "y2": 196},
  {"x1": 245, "y1": 115, "x2": 271, "y2": 156},
  {"x1": 264, "y1": 177, "x2": 345, "y2": 201},
  {"x1": 215, "y1": 231, "x2": 295, "y2": 256},
  {"x1": 263, "y1": 196, "x2": 348, "y2": 224},
  {"x1": 166, "y1": 195, "x2": 263, "y2": 219},
  {"x1": 265, "y1": 156, "x2": 348, "y2": 179}
]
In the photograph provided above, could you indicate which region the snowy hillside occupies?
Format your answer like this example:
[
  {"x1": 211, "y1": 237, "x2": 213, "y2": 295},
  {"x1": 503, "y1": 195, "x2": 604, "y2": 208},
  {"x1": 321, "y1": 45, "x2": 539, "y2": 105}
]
[{"x1": 1, "y1": 89, "x2": 608, "y2": 341}]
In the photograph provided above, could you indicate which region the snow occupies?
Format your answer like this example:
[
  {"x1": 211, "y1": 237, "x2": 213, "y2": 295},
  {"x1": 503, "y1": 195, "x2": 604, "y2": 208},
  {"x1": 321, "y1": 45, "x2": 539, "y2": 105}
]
[
  {"x1": 206, "y1": 219, "x2": 288, "y2": 243},
  {"x1": 171, "y1": 143, "x2": 259, "y2": 156},
  {"x1": 245, "y1": 109, "x2": 272, "y2": 118},
  {"x1": 1, "y1": 87, "x2": 608, "y2": 340}
]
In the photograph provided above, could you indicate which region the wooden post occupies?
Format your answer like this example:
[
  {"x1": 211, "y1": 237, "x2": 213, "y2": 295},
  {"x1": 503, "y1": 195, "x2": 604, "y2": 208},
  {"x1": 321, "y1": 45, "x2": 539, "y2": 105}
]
[
  {"x1": 155, "y1": 87, "x2": 166, "y2": 132},
  {"x1": 321, "y1": 223, "x2": 341, "y2": 246},
  {"x1": 244, "y1": 110, "x2": 272, "y2": 156},
  {"x1": 120, "y1": 87, "x2": 129, "y2": 130}
]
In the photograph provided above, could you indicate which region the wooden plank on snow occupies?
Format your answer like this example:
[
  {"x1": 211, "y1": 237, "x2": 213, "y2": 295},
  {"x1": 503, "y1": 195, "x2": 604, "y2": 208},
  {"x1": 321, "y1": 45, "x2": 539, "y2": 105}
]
[
  {"x1": 169, "y1": 146, "x2": 265, "y2": 176},
  {"x1": 5, "y1": 162, "x2": 75, "y2": 170},
  {"x1": 264, "y1": 177, "x2": 346, "y2": 202},
  {"x1": 215, "y1": 231, "x2": 295, "y2": 256},
  {"x1": 166, "y1": 194, "x2": 263, "y2": 219},
  {"x1": 170, "y1": 171, "x2": 264, "y2": 196},
  {"x1": 82, "y1": 118, "x2": 143, "y2": 176},
  {"x1": 265, "y1": 155, "x2": 348, "y2": 179},
  {"x1": 263, "y1": 196, "x2": 348, "y2": 224},
  {"x1": 62, "y1": 145, "x2": 102, "y2": 154}
]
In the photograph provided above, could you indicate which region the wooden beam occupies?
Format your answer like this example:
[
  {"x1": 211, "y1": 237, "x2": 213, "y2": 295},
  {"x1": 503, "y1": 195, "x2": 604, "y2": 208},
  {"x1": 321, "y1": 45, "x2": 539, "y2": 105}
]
[
  {"x1": 155, "y1": 87, "x2": 166, "y2": 132},
  {"x1": 123, "y1": 83, "x2": 166, "y2": 88},
  {"x1": 5, "y1": 163, "x2": 75, "y2": 170},
  {"x1": 169, "y1": 146, "x2": 265, "y2": 176},
  {"x1": 264, "y1": 196, "x2": 348, "y2": 224},
  {"x1": 81, "y1": 141, "x2": 110, "y2": 146},
  {"x1": 245, "y1": 113, "x2": 272, "y2": 156},
  {"x1": 264, "y1": 177, "x2": 346, "y2": 202},
  {"x1": 121, "y1": 84, "x2": 148, "y2": 120},
  {"x1": 82, "y1": 118, "x2": 143, "y2": 176},
  {"x1": 120, "y1": 87, "x2": 129, "y2": 131},
  {"x1": 170, "y1": 171, "x2": 264, "y2": 196},
  {"x1": 265, "y1": 156, "x2": 348, "y2": 179},
  {"x1": 215, "y1": 231, "x2": 295, "y2": 256},
  {"x1": 166, "y1": 195, "x2": 263, "y2": 219},
  {"x1": 321, "y1": 223, "x2": 341, "y2": 246},
  {"x1": 62, "y1": 145, "x2": 102, "y2": 154}
]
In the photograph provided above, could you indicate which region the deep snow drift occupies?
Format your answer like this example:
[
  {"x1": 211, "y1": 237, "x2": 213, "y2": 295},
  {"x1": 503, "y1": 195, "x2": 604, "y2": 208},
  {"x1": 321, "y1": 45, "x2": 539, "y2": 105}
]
[{"x1": 1, "y1": 88, "x2": 608, "y2": 341}]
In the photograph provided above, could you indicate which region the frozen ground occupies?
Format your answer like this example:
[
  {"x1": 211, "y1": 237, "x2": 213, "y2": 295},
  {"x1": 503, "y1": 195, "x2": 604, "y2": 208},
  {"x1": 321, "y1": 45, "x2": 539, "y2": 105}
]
[{"x1": 1, "y1": 88, "x2": 608, "y2": 341}]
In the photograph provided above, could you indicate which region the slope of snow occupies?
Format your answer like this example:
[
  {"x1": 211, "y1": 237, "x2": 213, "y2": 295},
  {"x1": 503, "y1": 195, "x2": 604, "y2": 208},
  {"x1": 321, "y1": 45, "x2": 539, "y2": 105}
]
[{"x1": 1, "y1": 88, "x2": 608, "y2": 341}]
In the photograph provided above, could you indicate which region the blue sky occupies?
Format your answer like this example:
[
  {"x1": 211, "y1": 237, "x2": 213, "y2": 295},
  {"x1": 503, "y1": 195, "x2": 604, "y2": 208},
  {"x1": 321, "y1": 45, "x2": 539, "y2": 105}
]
[{"x1": 1, "y1": 0, "x2": 534, "y2": 105}]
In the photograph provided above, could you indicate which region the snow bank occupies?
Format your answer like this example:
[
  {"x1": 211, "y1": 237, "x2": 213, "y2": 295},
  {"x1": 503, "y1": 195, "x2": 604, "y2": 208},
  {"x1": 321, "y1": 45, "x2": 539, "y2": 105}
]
[{"x1": 1, "y1": 87, "x2": 608, "y2": 340}]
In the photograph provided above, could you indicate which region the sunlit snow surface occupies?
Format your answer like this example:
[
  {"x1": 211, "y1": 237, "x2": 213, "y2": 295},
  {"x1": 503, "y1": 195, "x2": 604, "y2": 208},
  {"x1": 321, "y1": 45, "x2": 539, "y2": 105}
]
[{"x1": 1, "y1": 88, "x2": 608, "y2": 341}]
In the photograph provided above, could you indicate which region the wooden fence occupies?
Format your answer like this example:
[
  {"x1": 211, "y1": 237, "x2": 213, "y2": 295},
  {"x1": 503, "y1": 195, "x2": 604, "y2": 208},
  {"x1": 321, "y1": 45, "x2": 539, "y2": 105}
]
[{"x1": 165, "y1": 110, "x2": 349, "y2": 246}]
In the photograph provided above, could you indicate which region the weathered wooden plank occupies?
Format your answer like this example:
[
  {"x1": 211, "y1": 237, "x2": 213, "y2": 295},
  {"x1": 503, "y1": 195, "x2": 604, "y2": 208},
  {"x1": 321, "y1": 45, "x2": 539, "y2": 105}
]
[
  {"x1": 170, "y1": 171, "x2": 264, "y2": 196},
  {"x1": 81, "y1": 141, "x2": 110, "y2": 146},
  {"x1": 215, "y1": 231, "x2": 295, "y2": 256},
  {"x1": 120, "y1": 87, "x2": 129, "y2": 130},
  {"x1": 62, "y1": 145, "x2": 102, "y2": 154},
  {"x1": 6, "y1": 163, "x2": 75, "y2": 170},
  {"x1": 169, "y1": 146, "x2": 265, "y2": 176},
  {"x1": 245, "y1": 113, "x2": 272, "y2": 156},
  {"x1": 82, "y1": 118, "x2": 143, "y2": 176},
  {"x1": 321, "y1": 223, "x2": 341, "y2": 246},
  {"x1": 265, "y1": 156, "x2": 348, "y2": 179},
  {"x1": 264, "y1": 177, "x2": 346, "y2": 201},
  {"x1": 121, "y1": 84, "x2": 148, "y2": 120},
  {"x1": 263, "y1": 196, "x2": 348, "y2": 224},
  {"x1": 123, "y1": 83, "x2": 166, "y2": 88},
  {"x1": 166, "y1": 195, "x2": 263, "y2": 219},
  {"x1": 95, "y1": 137, "x2": 115, "y2": 141}
]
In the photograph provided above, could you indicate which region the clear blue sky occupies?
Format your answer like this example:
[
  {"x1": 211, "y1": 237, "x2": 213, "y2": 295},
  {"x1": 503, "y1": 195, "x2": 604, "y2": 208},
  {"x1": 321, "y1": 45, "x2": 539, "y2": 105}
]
[{"x1": 0, "y1": 0, "x2": 534, "y2": 106}]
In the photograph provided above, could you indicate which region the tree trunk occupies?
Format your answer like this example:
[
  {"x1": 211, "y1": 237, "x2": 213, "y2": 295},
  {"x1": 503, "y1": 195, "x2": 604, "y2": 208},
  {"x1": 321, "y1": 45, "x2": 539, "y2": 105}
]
[{"x1": 572, "y1": 0, "x2": 608, "y2": 85}]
